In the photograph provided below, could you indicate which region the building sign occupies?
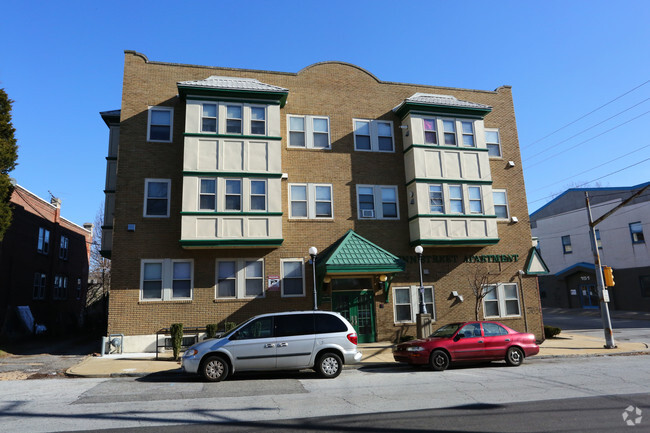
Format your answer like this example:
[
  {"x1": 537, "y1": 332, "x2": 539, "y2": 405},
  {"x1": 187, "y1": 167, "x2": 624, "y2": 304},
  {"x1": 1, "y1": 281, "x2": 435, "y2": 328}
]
[
  {"x1": 399, "y1": 254, "x2": 519, "y2": 264},
  {"x1": 267, "y1": 275, "x2": 280, "y2": 291}
]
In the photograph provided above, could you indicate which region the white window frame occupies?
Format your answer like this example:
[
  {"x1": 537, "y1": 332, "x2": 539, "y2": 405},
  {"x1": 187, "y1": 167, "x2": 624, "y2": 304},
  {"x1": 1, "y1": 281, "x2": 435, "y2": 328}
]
[
  {"x1": 448, "y1": 185, "x2": 464, "y2": 214},
  {"x1": 37, "y1": 227, "x2": 50, "y2": 254},
  {"x1": 482, "y1": 283, "x2": 521, "y2": 318},
  {"x1": 492, "y1": 189, "x2": 509, "y2": 220},
  {"x1": 250, "y1": 179, "x2": 267, "y2": 211},
  {"x1": 199, "y1": 178, "x2": 217, "y2": 211},
  {"x1": 33, "y1": 273, "x2": 46, "y2": 300},
  {"x1": 147, "y1": 106, "x2": 173, "y2": 142},
  {"x1": 423, "y1": 118, "x2": 438, "y2": 145},
  {"x1": 353, "y1": 119, "x2": 395, "y2": 152},
  {"x1": 59, "y1": 235, "x2": 69, "y2": 260},
  {"x1": 288, "y1": 183, "x2": 333, "y2": 219},
  {"x1": 485, "y1": 128, "x2": 502, "y2": 157},
  {"x1": 225, "y1": 179, "x2": 242, "y2": 211},
  {"x1": 429, "y1": 184, "x2": 443, "y2": 213},
  {"x1": 442, "y1": 119, "x2": 457, "y2": 146},
  {"x1": 144, "y1": 179, "x2": 171, "y2": 218},
  {"x1": 460, "y1": 120, "x2": 476, "y2": 147},
  {"x1": 356, "y1": 185, "x2": 399, "y2": 220},
  {"x1": 250, "y1": 105, "x2": 266, "y2": 136},
  {"x1": 201, "y1": 103, "x2": 218, "y2": 133},
  {"x1": 287, "y1": 115, "x2": 331, "y2": 149},
  {"x1": 468, "y1": 186, "x2": 483, "y2": 214},
  {"x1": 226, "y1": 104, "x2": 243, "y2": 134},
  {"x1": 215, "y1": 258, "x2": 265, "y2": 299},
  {"x1": 140, "y1": 259, "x2": 194, "y2": 301},
  {"x1": 392, "y1": 285, "x2": 435, "y2": 323},
  {"x1": 281, "y1": 259, "x2": 305, "y2": 297}
]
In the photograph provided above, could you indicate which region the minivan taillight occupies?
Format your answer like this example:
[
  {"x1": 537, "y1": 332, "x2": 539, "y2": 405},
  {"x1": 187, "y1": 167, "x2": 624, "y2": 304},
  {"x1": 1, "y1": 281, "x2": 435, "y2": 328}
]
[{"x1": 347, "y1": 333, "x2": 358, "y2": 345}]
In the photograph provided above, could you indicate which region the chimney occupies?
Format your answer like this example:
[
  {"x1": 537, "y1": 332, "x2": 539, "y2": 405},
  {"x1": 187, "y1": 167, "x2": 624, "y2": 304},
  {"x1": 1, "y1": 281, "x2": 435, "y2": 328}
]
[{"x1": 51, "y1": 197, "x2": 61, "y2": 223}]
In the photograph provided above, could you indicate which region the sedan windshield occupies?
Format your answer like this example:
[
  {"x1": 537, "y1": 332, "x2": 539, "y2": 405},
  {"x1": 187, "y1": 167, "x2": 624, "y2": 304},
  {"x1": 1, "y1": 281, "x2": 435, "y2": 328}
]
[{"x1": 430, "y1": 323, "x2": 463, "y2": 338}]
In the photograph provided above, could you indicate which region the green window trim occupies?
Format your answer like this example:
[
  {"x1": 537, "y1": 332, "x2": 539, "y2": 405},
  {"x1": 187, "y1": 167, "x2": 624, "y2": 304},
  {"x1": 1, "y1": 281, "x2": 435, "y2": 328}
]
[
  {"x1": 183, "y1": 171, "x2": 283, "y2": 178},
  {"x1": 403, "y1": 144, "x2": 489, "y2": 154},
  {"x1": 185, "y1": 95, "x2": 282, "y2": 105},
  {"x1": 103, "y1": 189, "x2": 116, "y2": 194},
  {"x1": 411, "y1": 238, "x2": 500, "y2": 246},
  {"x1": 179, "y1": 87, "x2": 288, "y2": 107},
  {"x1": 180, "y1": 239, "x2": 284, "y2": 248},
  {"x1": 409, "y1": 214, "x2": 498, "y2": 221},
  {"x1": 105, "y1": 156, "x2": 118, "y2": 161},
  {"x1": 405, "y1": 178, "x2": 493, "y2": 187},
  {"x1": 184, "y1": 132, "x2": 282, "y2": 141},
  {"x1": 181, "y1": 211, "x2": 283, "y2": 216},
  {"x1": 394, "y1": 103, "x2": 491, "y2": 120}
]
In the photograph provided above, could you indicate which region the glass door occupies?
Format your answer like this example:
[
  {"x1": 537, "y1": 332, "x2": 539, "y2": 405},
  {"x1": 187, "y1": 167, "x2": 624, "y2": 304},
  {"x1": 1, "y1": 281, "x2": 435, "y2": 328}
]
[{"x1": 332, "y1": 290, "x2": 376, "y2": 343}]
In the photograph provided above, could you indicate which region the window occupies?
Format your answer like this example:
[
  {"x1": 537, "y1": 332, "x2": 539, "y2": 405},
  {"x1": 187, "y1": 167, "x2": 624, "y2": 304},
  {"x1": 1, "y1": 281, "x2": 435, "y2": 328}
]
[
  {"x1": 356, "y1": 185, "x2": 399, "y2": 219},
  {"x1": 216, "y1": 259, "x2": 264, "y2": 299},
  {"x1": 144, "y1": 179, "x2": 170, "y2": 217},
  {"x1": 226, "y1": 105, "x2": 242, "y2": 134},
  {"x1": 443, "y1": 120, "x2": 456, "y2": 146},
  {"x1": 201, "y1": 104, "x2": 217, "y2": 132},
  {"x1": 493, "y1": 190, "x2": 509, "y2": 219},
  {"x1": 449, "y1": 185, "x2": 464, "y2": 214},
  {"x1": 59, "y1": 235, "x2": 69, "y2": 260},
  {"x1": 468, "y1": 186, "x2": 483, "y2": 214},
  {"x1": 33, "y1": 273, "x2": 46, "y2": 299},
  {"x1": 199, "y1": 179, "x2": 217, "y2": 211},
  {"x1": 250, "y1": 107, "x2": 266, "y2": 135},
  {"x1": 288, "y1": 115, "x2": 331, "y2": 149},
  {"x1": 423, "y1": 118, "x2": 437, "y2": 144},
  {"x1": 353, "y1": 119, "x2": 394, "y2": 152},
  {"x1": 289, "y1": 183, "x2": 333, "y2": 219},
  {"x1": 429, "y1": 185, "x2": 443, "y2": 213},
  {"x1": 562, "y1": 235, "x2": 572, "y2": 254},
  {"x1": 595, "y1": 229, "x2": 603, "y2": 249},
  {"x1": 483, "y1": 283, "x2": 520, "y2": 318},
  {"x1": 483, "y1": 322, "x2": 508, "y2": 337},
  {"x1": 275, "y1": 314, "x2": 315, "y2": 337},
  {"x1": 315, "y1": 313, "x2": 348, "y2": 333},
  {"x1": 485, "y1": 129, "x2": 501, "y2": 157},
  {"x1": 147, "y1": 107, "x2": 173, "y2": 142},
  {"x1": 250, "y1": 180, "x2": 266, "y2": 211},
  {"x1": 393, "y1": 286, "x2": 435, "y2": 323},
  {"x1": 630, "y1": 222, "x2": 645, "y2": 244},
  {"x1": 281, "y1": 259, "x2": 305, "y2": 297},
  {"x1": 76, "y1": 278, "x2": 82, "y2": 300},
  {"x1": 461, "y1": 121, "x2": 475, "y2": 147},
  {"x1": 141, "y1": 259, "x2": 194, "y2": 301},
  {"x1": 225, "y1": 179, "x2": 242, "y2": 211},
  {"x1": 639, "y1": 275, "x2": 650, "y2": 298},
  {"x1": 37, "y1": 227, "x2": 50, "y2": 254},
  {"x1": 54, "y1": 275, "x2": 68, "y2": 300}
]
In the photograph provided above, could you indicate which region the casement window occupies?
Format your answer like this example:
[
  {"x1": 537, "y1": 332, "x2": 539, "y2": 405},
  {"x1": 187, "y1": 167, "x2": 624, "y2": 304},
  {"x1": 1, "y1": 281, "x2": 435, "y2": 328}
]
[
  {"x1": 461, "y1": 121, "x2": 475, "y2": 147},
  {"x1": 423, "y1": 118, "x2": 438, "y2": 144},
  {"x1": 225, "y1": 179, "x2": 242, "y2": 211},
  {"x1": 141, "y1": 259, "x2": 194, "y2": 301},
  {"x1": 288, "y1": 115, "x2": 330, "y2": 149},
  {"x1": 485, "y1": 128, "x2": 502, "y2": 157},
  {"x1": 353, "y1": 119, "x2": 394, "y2": 152},
  {"x1": 429, "y1": 185, "x2": 443, "y2": 213},
  {"x1": 468, "y1": 186, "x2": 483, "y2": 214},
  {"x1": 443, "y1": 120, "x2": 457, "y2": 146},
  {"x1": 393, "y1": 286, "x2": 435, "y2": 323},
  {"x1": 449, "y1": 185, "x2": 464, "y2": 214},
  {"x1": 595, "y1": 229, "x2": 603, "y2": 249},
  {"x1": 144, "y1": 179, "x2": 171, "y2": 217},
  {"x1": 250, "y1": 180, "x2": 267, "y2": 211},
  {"x1": 630, "y1": 222, "x2": 645, "y2": 244},
  {"x1": 54, "y1": 275, "x2": 68, "y2": 300},
  {"x1": 37, "y1": 227, "x2": 50, "y2": 254},
  {"x1": 492, "y1": 189, "x2": 509, "y2": 219},
  {"x1": 59, "y1": 235, "x2": 69, "y2": 260},
  {"x1": 289, "y1": 183, "x2": 333, "y2": 219},
  {"x1": 250, "y1": 106, "x2": 266, "y2": 135},
  {"x1": 356, "y1": 185, "x2": 399, "y2": 219},
  {"x1": 281, "y1": 259, "x2": 305, "y2": 297},
  {"x1": 483, "y1": 283, "x2": 521, "y2": 318},
  {"x1": 226, "y1": 105, "x2": 242, "y2": 134},
  {"x1": 562, "y1": 235, "x2": 572, "y2": 254},
  {"x1": 201, "y1": 104, "x2": 218, "y2": 132},
  {"x1": 216, "y1": 259, "x2": 265, "y2": 299},
  {"x1": 199, "y1": 179, "x2": 217, "y2": 211},
  {"x1": 639, "y1": 275, "x2": 650, "y2": 298},
  {"x1": 147, "y1": 107, "x2": 173, "y2": 142},
  {"x1": 33, "y1": 273, "x2": 46, "y2": 300}
]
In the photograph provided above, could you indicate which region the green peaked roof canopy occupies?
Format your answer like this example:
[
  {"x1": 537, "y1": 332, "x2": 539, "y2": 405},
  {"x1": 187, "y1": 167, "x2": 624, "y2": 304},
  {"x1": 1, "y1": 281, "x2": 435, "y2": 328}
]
[
  {"x1": 525, "y1": 247, "x2": 550, "y2": 275},
  {"x1": 317, "y1": 230, "x2": 406, "y2": 274}
]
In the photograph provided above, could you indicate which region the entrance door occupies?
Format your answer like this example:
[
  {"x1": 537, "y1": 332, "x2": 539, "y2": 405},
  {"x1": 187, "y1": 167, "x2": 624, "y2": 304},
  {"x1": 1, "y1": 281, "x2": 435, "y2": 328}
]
[
  {"x1": 579, "y1": 284, "x2": 599, "y2": 309},
  {"x1": 332, "y1": 290, "x2": 376, "y2": 343}
]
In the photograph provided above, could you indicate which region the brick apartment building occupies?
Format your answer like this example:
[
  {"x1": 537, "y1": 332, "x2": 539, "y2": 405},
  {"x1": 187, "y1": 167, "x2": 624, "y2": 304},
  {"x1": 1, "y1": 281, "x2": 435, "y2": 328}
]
[
  {"x1": 101, "y1": 50, "x2": 544, "y2": 349},
  {"x1": 0, "y1": 184, "x2": 93, "y2": 336}
]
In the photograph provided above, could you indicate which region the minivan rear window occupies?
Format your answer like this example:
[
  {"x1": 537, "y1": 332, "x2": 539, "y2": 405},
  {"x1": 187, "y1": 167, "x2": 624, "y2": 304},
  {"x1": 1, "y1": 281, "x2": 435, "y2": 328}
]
[
  {"x1": 315, "y1": 313, "x2": 347, "y2": 333},
  {"x1": 275, "y1": 313, "x2": 315, "y2": 337}
]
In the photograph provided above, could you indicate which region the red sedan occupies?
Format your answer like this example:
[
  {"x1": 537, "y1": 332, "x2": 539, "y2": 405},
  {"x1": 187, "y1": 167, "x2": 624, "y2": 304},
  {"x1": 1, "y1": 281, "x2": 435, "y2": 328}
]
[{"x1": 393, "y1": 321, "x2": 539, "y2": 371}]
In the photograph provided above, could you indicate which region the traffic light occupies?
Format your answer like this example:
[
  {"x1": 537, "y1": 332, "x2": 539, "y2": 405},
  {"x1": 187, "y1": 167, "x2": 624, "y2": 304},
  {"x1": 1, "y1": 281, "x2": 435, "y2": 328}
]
[{"x1": 603, "y1": 266, "x2": 615, "y2": 287}]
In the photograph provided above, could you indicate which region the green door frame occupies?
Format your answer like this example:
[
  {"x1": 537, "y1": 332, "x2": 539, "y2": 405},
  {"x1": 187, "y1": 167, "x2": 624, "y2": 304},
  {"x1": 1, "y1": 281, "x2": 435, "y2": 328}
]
[{"x1": 332, "y1": 289, "x2": 376, "y2": 343}]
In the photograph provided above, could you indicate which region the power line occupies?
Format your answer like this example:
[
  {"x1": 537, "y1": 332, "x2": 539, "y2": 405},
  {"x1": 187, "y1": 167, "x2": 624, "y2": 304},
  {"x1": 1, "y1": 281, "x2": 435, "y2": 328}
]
[{"x1": 522, "y1": 80, "x2": 650, "y2": 150}]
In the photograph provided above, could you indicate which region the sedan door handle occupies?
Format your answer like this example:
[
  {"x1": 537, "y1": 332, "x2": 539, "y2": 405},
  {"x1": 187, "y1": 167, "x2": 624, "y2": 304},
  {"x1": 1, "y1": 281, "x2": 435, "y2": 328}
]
[
  {"x1": 264, "y1": 343, "x2": 275, "y2": 348},
  {"x1": 478, "y1": 340, "x2": 484, "y2": 344},
  {"x1": 505, "y1": 338, "x2": 511, "y2": 342},
  {"x1": 277, "y1": 343, "x2": 288, "y2": 347}
]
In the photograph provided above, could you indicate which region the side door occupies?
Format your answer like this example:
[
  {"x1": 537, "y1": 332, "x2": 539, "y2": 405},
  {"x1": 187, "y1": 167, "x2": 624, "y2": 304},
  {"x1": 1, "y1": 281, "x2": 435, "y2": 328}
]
[
  {"x1": 449, "y1": 323, "x2": 485, "y2": 360},
  {"x1": 227, "y1": 316, "x2": 276, "y2": 371},
  {"x1": 274, "y1": 313, "x2": 316, "y2": 369},
  {"x1": 481, "y1": 322, "x2": 510, "y2": 360}
]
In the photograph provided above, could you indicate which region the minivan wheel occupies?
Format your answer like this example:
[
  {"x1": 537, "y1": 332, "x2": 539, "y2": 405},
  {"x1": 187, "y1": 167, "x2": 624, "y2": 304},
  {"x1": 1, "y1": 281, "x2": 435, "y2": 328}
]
[
  {"x1": 429, "y1": 349, "x2": 450, "y2": 371},
  {"x1": 317, "y1": 352, "x2": 342, "y2": 378},
  {"x1": 505, "y1": 347, "x2": 524, "y2": 367},
  {"x1": 201, "y1": 355, "x2": 229, "y2": 382}
]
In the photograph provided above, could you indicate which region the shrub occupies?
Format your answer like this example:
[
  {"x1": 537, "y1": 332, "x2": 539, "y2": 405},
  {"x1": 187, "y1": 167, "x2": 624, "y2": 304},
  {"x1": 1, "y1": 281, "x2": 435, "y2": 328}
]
[
  {"x1": 224, "y1": 322, "x2": 237, "y2": 333},
  {"x1": 399, "y1": 335, "x2": 415, "y2": 343},
  {"x1": 544, "y1": 325, "x2": 562, "y2": 339},
  {"x1": 205, "y1": 324, "x2": 219, "y2": 339},
  {"x1": 170, "y1": 323, "x2": 183, "y2": 360}
]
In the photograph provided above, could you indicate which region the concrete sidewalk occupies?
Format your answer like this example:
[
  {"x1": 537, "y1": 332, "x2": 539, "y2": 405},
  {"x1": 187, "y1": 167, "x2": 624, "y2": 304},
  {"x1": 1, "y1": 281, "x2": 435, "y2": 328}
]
[{"x1": 66, "y1": 333, "x2": 649, "y2": 378}]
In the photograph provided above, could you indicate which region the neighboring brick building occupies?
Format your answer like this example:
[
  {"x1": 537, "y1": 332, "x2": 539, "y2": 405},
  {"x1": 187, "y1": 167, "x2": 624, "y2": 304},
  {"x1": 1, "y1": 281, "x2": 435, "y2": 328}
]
[
  {"x1": 0, "y1": 184, "x2": 92, "y2": 336},
  {"x1": 101, "y1": 50, "x2": 543, "y2": 349}
]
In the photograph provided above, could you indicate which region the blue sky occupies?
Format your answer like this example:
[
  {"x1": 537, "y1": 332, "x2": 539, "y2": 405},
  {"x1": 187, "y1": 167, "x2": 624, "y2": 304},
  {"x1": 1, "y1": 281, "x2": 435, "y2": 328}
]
[{"x1": 2, "y1": 1, "x2": 649, "y2": 226}]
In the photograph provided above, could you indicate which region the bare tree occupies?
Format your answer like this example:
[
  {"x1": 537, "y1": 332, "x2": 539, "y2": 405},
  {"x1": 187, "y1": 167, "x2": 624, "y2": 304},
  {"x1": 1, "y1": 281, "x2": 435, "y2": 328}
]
[
  {"x1": 468, "y1": 264, "x2": 496, "y2": 321},
  {"x1": 87, "y1": 204, "x2": 111, "y2": 330}
]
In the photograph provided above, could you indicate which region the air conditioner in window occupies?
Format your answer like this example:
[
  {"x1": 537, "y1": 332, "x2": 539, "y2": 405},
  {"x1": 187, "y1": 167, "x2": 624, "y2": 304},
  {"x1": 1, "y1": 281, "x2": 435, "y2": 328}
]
[{"x1": 361, "y1": 209, "x2": 375, "y2": 218}]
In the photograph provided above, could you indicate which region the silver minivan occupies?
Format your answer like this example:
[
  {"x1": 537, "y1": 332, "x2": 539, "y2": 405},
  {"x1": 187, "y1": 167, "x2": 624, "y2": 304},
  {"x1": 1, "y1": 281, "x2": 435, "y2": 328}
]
[{"x1": 182, "y1": 311, "x2": 362, "y2": 381}]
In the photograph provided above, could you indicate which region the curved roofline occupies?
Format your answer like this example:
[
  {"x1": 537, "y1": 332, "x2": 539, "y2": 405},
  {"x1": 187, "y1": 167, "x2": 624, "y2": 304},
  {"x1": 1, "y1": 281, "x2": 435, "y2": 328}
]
[{"x1": 298, "y1": 61, "x2": 381, "y2": 83}]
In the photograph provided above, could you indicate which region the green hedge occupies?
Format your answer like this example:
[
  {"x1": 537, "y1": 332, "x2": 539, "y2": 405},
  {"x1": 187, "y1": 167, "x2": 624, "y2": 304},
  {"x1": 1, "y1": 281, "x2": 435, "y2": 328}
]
[{"x1": 544, "y1": 325, "x2": 562, "y2": 339}]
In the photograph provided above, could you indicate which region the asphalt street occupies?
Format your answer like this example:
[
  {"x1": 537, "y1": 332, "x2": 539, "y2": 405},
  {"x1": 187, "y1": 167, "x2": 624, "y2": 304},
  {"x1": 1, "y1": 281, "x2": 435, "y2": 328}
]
[{"x1": 542, "y1": 308, "x2": 650, "y2": 344}]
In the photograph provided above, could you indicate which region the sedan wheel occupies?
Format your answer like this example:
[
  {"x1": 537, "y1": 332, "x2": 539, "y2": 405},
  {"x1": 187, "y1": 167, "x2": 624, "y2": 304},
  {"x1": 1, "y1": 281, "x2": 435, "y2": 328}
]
[
  {"x1": 505, "y1": 347, "x2": 524, "y2": 367},
  {"x1": 429, "y1": 349, "x2": 450, "y2": 371},
  {"x1": 317, "y1": 352, "x2": 342, "y2": 378},
  {"x1": 202, "y1": 355, "x2": 229, "y2": 382}
]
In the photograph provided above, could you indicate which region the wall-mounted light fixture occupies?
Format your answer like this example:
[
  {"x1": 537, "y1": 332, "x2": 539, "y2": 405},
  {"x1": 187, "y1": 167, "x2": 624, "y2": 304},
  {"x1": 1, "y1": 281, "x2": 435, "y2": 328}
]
[
  {"x1": 399, "y1": 124, "x2": 410, "y2": 136},
  {"x1": 511, "y1": 216, "x2": 519, "y2": 223},
  {"x1": 507, "y1": 161, "x2": 516, "y2": 167}
]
